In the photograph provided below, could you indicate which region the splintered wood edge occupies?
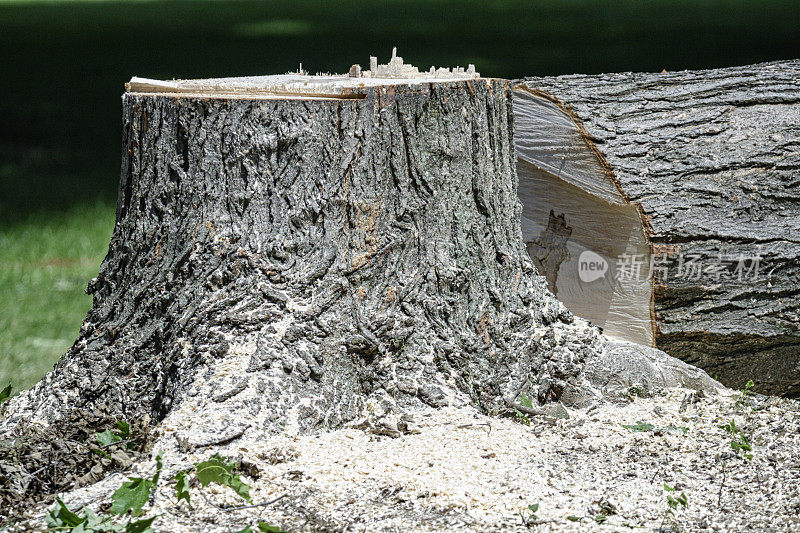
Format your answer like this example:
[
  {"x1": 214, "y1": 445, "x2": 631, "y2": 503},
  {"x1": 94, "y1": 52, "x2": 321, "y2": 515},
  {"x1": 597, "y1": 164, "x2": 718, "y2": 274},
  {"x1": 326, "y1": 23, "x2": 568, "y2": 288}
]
[{"x1": 125, "y1": 75, "x2": 491, "y2": 100}]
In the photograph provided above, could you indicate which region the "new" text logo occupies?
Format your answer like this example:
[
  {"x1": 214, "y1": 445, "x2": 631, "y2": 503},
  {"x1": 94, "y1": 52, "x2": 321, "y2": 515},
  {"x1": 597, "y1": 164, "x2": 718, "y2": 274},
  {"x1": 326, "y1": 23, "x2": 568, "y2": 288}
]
[{"x1": 578, "y1": 250, "x2": 608, "y2": 282}]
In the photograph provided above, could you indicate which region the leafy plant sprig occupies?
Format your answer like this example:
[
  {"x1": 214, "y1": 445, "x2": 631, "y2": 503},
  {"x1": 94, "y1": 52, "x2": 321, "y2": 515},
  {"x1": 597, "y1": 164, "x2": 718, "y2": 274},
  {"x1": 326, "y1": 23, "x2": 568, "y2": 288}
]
[
  {"x1": 96, "y1": 420, "x2": 132, "y2": 448},
  {"x1": 110, "y1": 452, "x2": 163, "y2": 516},
  {"x1": 46, "y1": 451, "x2": 162, "y2": 532},
  {"x1": 195, "y1": 454, "x2": 251, "y2": 500},
  {"x1": 171, "y1": 453, "x2": 252, "y2": 510},
  {"x1": 513, "y1": 392, "x2": 534, "y2": 425},
  {"x1": 517, "y1": 502, "x2": 540, "y2": 526},
  {"x1": 46, "y1": 497, "x2": 157, "y2": 532},
  {"x1": 735, "y1": 380, "x2": 755, "y2": 410},
  {"x1": 660, "y1": 483, "x2": 688, "y2": 531},
  {"x1": 663, "y1": 483, "x2": 688, "y2": 511},
  {"x1": 720, "y1": 419, "x2": 753, "y2": 460}
]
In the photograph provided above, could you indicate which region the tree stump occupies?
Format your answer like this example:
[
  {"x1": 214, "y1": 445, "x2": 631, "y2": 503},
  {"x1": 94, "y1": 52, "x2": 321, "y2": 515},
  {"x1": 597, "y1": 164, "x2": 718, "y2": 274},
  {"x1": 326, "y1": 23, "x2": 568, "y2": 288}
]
[
  {"x1": 515, "y1": 60, "x2": 800, "y2": 396},
  {"x1": 2, "y1": 59, "x2": 723, "y2": 516},
  {"x1": 11, "y1": 67, "x2": 606, "y2": 434}
]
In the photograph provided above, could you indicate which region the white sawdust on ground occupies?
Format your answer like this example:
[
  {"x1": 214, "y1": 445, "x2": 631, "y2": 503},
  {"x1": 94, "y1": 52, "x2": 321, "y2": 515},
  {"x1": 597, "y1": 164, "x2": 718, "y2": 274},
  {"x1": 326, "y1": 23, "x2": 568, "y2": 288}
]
[{"x1": 20, "y1": 387, "x2": 800, "y2": 532}]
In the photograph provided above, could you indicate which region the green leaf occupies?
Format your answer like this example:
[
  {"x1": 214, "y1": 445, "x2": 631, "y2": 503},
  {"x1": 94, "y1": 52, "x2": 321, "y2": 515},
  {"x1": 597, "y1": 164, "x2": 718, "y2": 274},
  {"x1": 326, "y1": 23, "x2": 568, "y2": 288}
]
[
  {"x1": 46, "y1": 498, "x2": 85, "y2": 528},
  {"x1": 125, "y1": 516, "x2": 156, "y2": 533},
  {"x1": 95, "y1": 420, "x2": 132, "y2": 449},
  {"x1": 195, "y1": 453, "x2": 251, "y2": 501},
  {"x1": 111, "y1": 452, "x2": 163, "y2": 516},
  {"x1": 566, "y1": 515, "x2": 583, "y2": 522},
  {"x1": 0, "y1": 383, "x2": 12, "y2": 405},
  {"x1": 623, "y1": 422, "x2": 655, "y2": 432},
  {"x1": 667, "y1": 492, "x2": 688, "y2": 510},
  {"x1": 678, "y1": 493, "x2": 688, "y2": 508},
  {"x1": 520, "y1": 392, "x2": 533, "y2": 409},
  {"x1": 117, "y1": 420, "x2": 131, "y2": 439},
  {"x1": 663, "y1": 483, "x2": 675, "y2": 492},
  {"x1": 257, "y1": 523, "x2": 289, "y2": 533},
  {"x1": 667, "y1": 496, "x2": 677, "y2": 509},
  {"x1": 732, "y1": 440, "x2": 750, "y2": 452},
  {"x1": 174, "y1": 470, "x2": 191, "y2": 507},
  {"x1": 152, "y1": 452, "x2": 163, "y2": 486},
  {"x1": 528, "y1": 503, "x2": 539, "y2": 513},
  {"x1": 228, "y1": 473, "x2": 251, "y2": 500},
  {"x1": 196, "y1": 454, "x2": 234, "y2": 486},
  {"x1": 96, "y1": 429, "x2": 123, "y2": 447},
  {"x1": 111, "y1": 477, "x2": 154, "y2": 516}
]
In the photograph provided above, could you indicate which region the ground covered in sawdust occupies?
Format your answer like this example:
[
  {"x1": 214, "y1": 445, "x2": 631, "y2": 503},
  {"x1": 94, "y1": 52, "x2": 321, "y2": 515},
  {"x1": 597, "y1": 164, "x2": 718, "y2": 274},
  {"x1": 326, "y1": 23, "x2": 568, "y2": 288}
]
[{"x1": 15, "y1": 388, "x2": 800, "y2": 532}]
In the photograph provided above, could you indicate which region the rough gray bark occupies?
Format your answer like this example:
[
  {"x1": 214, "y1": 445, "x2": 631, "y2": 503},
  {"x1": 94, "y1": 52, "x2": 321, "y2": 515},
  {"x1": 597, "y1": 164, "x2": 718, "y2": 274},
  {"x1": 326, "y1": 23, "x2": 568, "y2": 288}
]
[
  {"x1": 518, "y1": 60, "x2": 800, "y2": 396},
  {"x1": 10, "y1": 79, "x2": 599, "y2": 432}
]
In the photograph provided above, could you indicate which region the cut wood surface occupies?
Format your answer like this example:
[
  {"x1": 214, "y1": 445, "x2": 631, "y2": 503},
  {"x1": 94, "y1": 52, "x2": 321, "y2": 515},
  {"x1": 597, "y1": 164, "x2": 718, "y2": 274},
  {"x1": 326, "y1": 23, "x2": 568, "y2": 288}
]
[
  {"x1": 517, "y1": 60, "x2": 800, "y2": 396},
  {"x1": 125, "y1": 72, "x2": 482, "y2": 100},
  {"x1": 513, "y1": 88, "x2": 654, "y2": 348}
]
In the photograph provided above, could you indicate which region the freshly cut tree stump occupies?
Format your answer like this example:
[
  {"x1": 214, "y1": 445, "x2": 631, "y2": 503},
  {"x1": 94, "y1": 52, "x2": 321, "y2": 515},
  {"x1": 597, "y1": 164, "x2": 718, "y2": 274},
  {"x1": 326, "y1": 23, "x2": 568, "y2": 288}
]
[
  {"x1": 515, "y1": 60, "x2": 800, "y2": 396},
  {"x1": 2, "y1": 57, "x2": 723, "y2": 516},
  {"x1": 11, "y1": 65, "x2": 609, "y2": 435}
]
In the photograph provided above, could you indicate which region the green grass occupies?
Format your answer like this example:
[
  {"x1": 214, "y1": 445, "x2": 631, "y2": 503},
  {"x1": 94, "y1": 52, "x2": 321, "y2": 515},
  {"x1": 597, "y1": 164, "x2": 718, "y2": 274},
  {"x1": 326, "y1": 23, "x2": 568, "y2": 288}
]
[
  {"x1": 0, "y1": 202, "x2": 114, "y2": 390},
  {"x1": 0, "y1": 0, "x2": 798, "y2": 390}
]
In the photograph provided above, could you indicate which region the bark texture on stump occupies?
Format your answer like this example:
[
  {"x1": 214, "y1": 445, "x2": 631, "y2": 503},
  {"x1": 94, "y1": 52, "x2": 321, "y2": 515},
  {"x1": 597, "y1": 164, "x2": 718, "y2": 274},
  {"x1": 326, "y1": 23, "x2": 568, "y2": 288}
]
[
  {"x1": 11, "y1": 78, "x2": 598, "y2": 432},
  {"x1": 517, "y1": 60, "x2": 800, "y2": 396}
]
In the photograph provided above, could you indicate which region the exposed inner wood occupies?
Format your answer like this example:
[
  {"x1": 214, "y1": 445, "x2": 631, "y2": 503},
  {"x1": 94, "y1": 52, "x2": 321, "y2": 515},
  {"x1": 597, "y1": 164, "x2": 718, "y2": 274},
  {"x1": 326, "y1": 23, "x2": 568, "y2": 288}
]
[
  {"x1": 126, "y1": 71, "x2": 485, "y2": 100},
  {"x1": 513, "y1": 88, "x2": 654, "y2": 347}
]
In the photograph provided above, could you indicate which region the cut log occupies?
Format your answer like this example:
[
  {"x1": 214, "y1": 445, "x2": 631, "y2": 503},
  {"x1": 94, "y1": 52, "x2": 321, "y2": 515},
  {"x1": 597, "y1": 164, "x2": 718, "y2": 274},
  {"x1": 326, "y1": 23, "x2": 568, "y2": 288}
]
[{"x1": 515, "y1": 60, "x2": 800, "y2": 396}]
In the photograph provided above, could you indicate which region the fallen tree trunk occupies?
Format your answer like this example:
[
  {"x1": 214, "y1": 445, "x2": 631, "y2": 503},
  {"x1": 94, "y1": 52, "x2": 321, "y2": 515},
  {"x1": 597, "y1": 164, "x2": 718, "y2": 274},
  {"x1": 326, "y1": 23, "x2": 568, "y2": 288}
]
[{"x1": 515, "y1": 60, "x2": 800, "y2": 396}]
